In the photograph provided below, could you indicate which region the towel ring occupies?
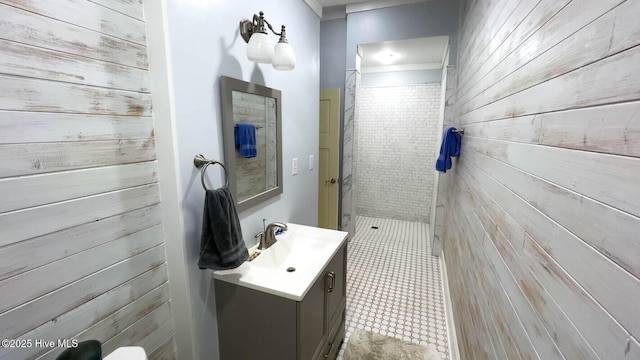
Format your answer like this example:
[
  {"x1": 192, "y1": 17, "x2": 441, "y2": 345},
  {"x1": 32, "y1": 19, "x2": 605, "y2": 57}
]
[{"x1": 194, "y1": 154, "x2": 229, "y2": 191}]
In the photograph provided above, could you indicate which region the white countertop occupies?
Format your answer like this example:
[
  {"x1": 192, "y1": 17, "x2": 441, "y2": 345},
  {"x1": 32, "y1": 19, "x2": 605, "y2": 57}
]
[{"x1": 212, "y1": 223, "x2": 348, "y2": 301}]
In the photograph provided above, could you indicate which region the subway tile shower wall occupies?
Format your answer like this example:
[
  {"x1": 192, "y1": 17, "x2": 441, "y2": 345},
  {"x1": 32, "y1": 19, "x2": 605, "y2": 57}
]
[{"x1": 356, "y1": 84, "x2": 442, "y2": 222}]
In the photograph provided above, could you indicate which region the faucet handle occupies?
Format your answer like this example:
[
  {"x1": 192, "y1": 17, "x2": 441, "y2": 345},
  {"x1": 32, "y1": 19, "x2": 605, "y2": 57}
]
[{"x1": 255, "y1": 231, "x2": 267, "y2": 250}]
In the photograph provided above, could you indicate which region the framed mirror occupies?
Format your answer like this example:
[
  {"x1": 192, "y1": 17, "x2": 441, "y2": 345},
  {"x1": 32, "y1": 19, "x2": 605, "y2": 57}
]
[{"x1": 220, "y1": 76, "x2": 283, "y2": 212}]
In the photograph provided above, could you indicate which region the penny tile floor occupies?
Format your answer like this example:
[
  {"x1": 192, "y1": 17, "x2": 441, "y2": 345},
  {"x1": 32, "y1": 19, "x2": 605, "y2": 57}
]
[{"x1": 337, "y1": 216, "x2": 450, "y2": 360}]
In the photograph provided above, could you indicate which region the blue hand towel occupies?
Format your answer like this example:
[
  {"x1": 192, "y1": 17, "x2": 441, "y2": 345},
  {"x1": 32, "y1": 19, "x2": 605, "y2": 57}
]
[
  {"x1": 234, "y1": 123, "x2": 257, "y2": 158},
  {"x1": 435, "y1": 127, "x2": 462, "y2": 173}
]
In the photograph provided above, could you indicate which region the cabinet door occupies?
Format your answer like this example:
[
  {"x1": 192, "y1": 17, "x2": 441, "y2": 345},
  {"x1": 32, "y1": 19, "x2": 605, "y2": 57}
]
[
  {"x1": 325, "y1": 244, "x2": 346, "y2": 327},
  {"x1": 299, "y1": 268, "x2": 327, "y2": 360}
]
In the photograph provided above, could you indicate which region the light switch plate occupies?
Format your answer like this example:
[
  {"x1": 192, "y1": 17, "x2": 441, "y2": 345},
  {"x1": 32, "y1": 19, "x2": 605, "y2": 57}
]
[
  {"x1": 292, "y1": 158, "x2": 298, "y2": 175},
  {"x1": 308, "y1": 155, "x2": 314, "y2": 170}
]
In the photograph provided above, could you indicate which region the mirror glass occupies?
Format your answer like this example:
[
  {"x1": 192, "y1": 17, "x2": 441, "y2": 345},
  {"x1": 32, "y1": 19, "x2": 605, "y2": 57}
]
[{"x1": 220, "y1": 76, "x2": 283, "y2": 212}]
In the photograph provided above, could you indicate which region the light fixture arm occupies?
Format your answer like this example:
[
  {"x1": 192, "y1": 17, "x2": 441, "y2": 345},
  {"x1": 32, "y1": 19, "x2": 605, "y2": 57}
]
[
  {"x1": 240, "y1": 12, "x2": 288, "y2": 43},
  {"x1": 263, "y1": 19, "x2": 288, "y2": 43}
]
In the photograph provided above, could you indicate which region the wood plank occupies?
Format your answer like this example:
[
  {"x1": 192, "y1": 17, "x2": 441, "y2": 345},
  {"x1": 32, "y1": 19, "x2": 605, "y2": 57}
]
[
  {"x1": 538, "y1": 101, "x2": 640, "y2": 157},
  {"x1": 457, "y1": 0, "x2": 574, "y2": 100},
  {"x1": 2, "y1": 281, "x2": 170, "y2": 360},
  {"x1": 460, "y1": 158, "x2": 640, "y2": 340},
  {"x1": 0, "y1": 162, "x2": 158, "y2": 213},
  {"x1": 450, "y1": 193, "x2": 537, "y2": 360},
  {"x1": 482, "y1": 215, "x2": 598, "y2": 360},
  {"x1": 134, "y1": 319, "x2": 175, "y2": 360},
  {"x1": 88, "y1": 0, "x2": 144, "y2": 21},
  {"x1": 0, "y1": 0, "x2": 146, "y2": 45},
  {"x1": 0, "y1": 205, "x2": 161, "y2": 281},
  {"x1": 465, "y1": 136, "x2": 640, "y2": 218},
  {"x1": 0, "y1": 75, "x2": 152, "y2": 116},
  {"x1": 0, "y1": 40, "x2": 150, "y2": 92},
  {"x1": 445, "y1": 218, "x2": 493, "y2": 359},
  {"x1": 461, "y1": 115, "x2": 540, "y2": 144},
  {"x1": 450, "y1": 199, "x2": 538, "y2": 360},
  {"x1": 147, "y1": 336, "x2": 176, "y2": 360},
  {"x1": 458, "y1": 0, "x2": 524, "y2": 84},
  {"x1": 474, "y1": 227, "x2": 563, "y2": 360},
  {"x1": 101, "y1": 302, "x2": 173, "y2": 356},
  {"x1": 452, "y1": 175, "x2": 594, "y2": 359},
  {"x1": 451, "y1": 210, "x2": 503, "y2": 360},
  {"x1": 0, "y1": 225, "x2": 164, "y2": 314},
  {"x1": 522, "y1": 233, "x2": 640, "y2": 360},
  {"x1": 457, "y1": 0, "x2": 627, "y2": 107},
  {"x1": 75, "y1": 286, "x2": 170, "y2": 348},
  {"x1": 457, "y1": 157, "x2": 527, "y2": 253},
  {"x1": 0, "y1": 111, "x2": 153, "y2": 144},
  {"x1": 0, "y1": 139, "x2": 156, "y2": 178},
  {"x1": 457, "y1": 0, "x2": 504, "y2": 69},
  {"x1": 0, "y1": 4, "x2": 148, "y2": 68},
  {"x1": 464, "y1": 100, "x2": 640, "y2": 159},
  {"x1": 458, "y1": 45, "x2": 640, "y2": 124},
  {"x1": 457, "y1": 0, "x2": 556, "y2": 95},
  {"x1": 459, "y1": 0, "x2": 637, "y2": 115},
  {"x1": 480, "y1": 229, "x2": 579, "y2": 360},
  {"x1": 465, "y1": 147, "x2": 640, "y2": 279},
  {"x1": 0, "y1": 250, "x2": 167, "y2": 341},
  {"x1": 37, "y1": 285, "x2": 171, "y2": 360},
  {"x1": 0, "y1": 184, "x2": 160, "y2": 247},
  {"x1": 36, "y1": 306, "x2": 174, "y2": 360}
]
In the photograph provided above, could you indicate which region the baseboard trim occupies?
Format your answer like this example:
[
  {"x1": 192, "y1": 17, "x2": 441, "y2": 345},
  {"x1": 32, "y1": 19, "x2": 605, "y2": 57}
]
[{"x1": 440, "y1": 251, "x2": 460, "y2": 360}]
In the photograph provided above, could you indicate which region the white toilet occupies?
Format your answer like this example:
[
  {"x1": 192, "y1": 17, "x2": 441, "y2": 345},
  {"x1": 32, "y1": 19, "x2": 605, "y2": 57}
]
[{"x1": 103, "y1": 346, "x2": 147, "y2": 360}]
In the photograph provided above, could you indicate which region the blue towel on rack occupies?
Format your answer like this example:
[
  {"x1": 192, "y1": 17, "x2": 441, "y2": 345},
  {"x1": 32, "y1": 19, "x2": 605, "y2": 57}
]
[
  {"x1": 234, "y1": 123, "x2": 257, "y2": 158},
  {"x1": 435, "y1": 127, "x2": 462, "y2": 173}
]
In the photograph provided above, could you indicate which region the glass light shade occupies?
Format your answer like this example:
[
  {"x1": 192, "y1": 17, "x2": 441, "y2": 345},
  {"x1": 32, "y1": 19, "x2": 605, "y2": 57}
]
[
  {"x1": 247, "y1": 32, "x2": 273, "y2": 64},
  {"x1": 272, "y1": 42, "x2": 296, "y2": 71}
]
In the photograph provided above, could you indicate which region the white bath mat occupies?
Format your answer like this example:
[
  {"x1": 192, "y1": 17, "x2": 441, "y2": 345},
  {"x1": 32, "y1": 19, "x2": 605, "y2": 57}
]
[{"x1": 344, "y1": 329, "x2": 442, "y2": 360}]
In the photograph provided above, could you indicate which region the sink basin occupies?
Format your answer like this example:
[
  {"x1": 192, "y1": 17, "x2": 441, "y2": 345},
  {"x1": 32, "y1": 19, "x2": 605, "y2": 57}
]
[
  {"x1": 212, "y1": 223, "x2": 348, "y2": 301},
  {"x1": 250, "y1": 235, "x2": 327, "y2": 272}
]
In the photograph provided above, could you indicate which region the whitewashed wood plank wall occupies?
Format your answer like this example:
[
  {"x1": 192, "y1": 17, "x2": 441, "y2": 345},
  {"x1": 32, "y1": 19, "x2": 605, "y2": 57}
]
[
  {"x1": 444, "y1": 0, "x2": 640, "y2": 359},
  {"x1": 0, "y1": 1, "x2": 176, "y2": 359}
]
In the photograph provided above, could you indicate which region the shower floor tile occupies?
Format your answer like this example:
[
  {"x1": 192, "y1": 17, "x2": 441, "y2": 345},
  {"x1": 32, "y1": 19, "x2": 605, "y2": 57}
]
[{"x1": 337, "y1": 216, "x2": 450, "y2": 360}]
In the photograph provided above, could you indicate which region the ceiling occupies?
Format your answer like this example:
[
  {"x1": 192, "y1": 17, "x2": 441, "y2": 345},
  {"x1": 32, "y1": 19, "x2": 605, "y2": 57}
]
[
  {"x1": 359, "y1": 36, "x2": 449, "y2": 73},
  {"x1": 316, "y1": 0, "x2": 373, "y2": 6},
  {"x1": 311, "y1": 0, "x2": 444, "y2": 72},
  {"x1": 315, "y1": 0, "x2": 427, "y2": 8}
]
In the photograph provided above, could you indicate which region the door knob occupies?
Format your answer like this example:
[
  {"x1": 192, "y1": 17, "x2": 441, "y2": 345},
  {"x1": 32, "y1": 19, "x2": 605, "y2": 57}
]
[{"x1": 325, "y1": 178, "x2": 337, "y2": 184}]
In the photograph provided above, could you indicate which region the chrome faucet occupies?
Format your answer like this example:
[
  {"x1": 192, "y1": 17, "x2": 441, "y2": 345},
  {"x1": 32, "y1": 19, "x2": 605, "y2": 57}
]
[{"x1": 256, "y1": 222, "x2": 288, "y2": 250}]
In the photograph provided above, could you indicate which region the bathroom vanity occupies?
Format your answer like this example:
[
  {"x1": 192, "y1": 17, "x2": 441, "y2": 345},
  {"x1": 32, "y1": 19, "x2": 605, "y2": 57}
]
[{"x1": 212, "y1": 224, "x2": 348, "y2": 360}]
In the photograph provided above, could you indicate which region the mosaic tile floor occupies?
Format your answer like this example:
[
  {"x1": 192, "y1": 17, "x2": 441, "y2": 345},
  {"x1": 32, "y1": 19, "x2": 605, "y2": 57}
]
[{"x1": 337, "y1": 216, "x2": 450, "y2": 360}]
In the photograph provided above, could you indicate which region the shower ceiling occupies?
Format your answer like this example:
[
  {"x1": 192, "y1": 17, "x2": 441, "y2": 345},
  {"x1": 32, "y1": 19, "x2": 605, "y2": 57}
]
[
  {"x1": 315, "y1": 0, "x2": 429, "y2": 8},
  {"x1": 359, "y1": 36, "x2": 449, "y2": 73},
  {"x1": 312, "y1": 0, "x2": 445, "y2": 72}
]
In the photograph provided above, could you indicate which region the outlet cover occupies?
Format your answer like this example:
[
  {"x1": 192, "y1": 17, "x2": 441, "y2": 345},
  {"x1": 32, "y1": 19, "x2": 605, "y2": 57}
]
[
  {"x1": 309, "y1": 155, "x2": 314, "y2": 170},
  {"x1": 292, "y1": 158, "x2": 298, "y2": 175}
]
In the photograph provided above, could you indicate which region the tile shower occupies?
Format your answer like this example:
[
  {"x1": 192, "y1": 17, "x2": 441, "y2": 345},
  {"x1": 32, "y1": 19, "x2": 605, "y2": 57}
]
[
  {"x1": 356, "y1": 84, "x2": 442, "y2": 221},
  {"x1": 337, "y1": 82, "x2": 450, "y2": 358}
]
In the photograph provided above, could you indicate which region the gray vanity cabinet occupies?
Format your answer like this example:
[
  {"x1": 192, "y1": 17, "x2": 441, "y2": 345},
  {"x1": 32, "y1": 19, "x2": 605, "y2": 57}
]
[{"x1": 214, "y1": 243, "x2": 347, "y2": 360}]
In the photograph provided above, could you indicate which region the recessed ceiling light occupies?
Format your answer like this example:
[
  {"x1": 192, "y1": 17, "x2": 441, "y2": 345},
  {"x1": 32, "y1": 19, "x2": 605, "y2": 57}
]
[{"x1": 374, "y1": 51, "x2": 400, "y2": 65}]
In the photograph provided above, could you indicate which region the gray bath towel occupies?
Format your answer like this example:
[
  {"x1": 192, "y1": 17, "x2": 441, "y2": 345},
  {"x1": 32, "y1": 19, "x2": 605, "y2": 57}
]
[{"x1": 198, "y1": 186, "x2": 248, "y2": 270}]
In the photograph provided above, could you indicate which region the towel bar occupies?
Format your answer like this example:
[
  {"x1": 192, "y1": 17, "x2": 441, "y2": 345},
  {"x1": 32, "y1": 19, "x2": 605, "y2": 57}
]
[
  {"x1": 194, "y1": 154, "x2": 229, "y2": 190},
  {"x1": 452, "y1": 129, "x2": 464, "y2": 134},
  {"x1": 234, "y1": 124, "x2": 263, "y2": 129}
]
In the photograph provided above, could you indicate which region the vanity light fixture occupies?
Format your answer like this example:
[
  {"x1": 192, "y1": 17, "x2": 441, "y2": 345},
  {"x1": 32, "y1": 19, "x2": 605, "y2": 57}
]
[{"x1": 240, "y1": 11, "x2": 296, "y2": 71}]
